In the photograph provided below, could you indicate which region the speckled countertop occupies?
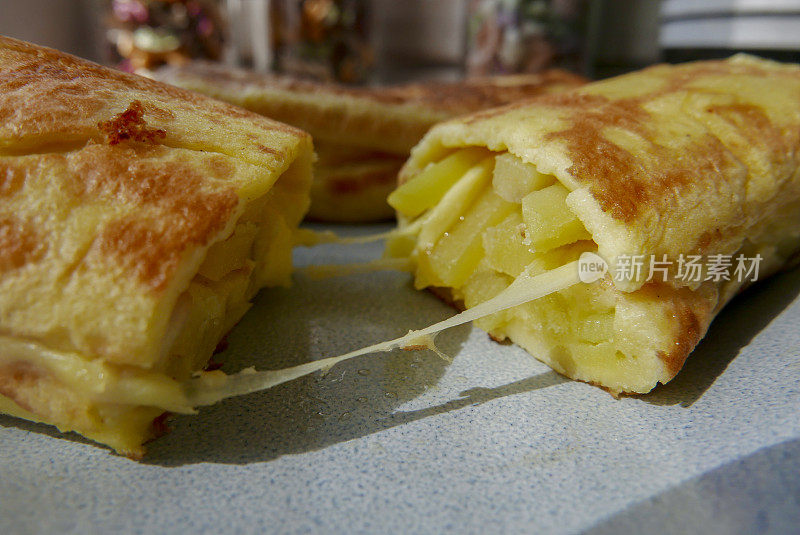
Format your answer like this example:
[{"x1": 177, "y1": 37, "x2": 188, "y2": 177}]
[{"x1": 2, "y1": 224, "x2": 799, "y2": 534}]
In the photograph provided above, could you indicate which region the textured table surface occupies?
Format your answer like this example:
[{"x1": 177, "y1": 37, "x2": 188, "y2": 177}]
[{"x1": 2, "y1": 224, "x2": 799, "y2": 534}]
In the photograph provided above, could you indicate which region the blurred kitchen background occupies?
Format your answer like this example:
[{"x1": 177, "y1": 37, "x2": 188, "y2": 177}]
[{"x1": 0, "y1": 0, "x2": 798, "y2": 83}]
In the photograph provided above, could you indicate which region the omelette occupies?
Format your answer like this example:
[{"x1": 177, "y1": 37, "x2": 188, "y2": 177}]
[
  {"x1": 0, "y1": 37, "x2": 312, "y2": 457},
  {"x1": 154, "y1": 63, "x2": 586, "y2": 222},
  {"x1": 383, "y1": 55, "x2": 800, "y2": 394}
]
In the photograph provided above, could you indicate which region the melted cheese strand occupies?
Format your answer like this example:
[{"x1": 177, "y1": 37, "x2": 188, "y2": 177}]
[{"x1": 184, "y1": 260, "x2": 581, "y2": 407}]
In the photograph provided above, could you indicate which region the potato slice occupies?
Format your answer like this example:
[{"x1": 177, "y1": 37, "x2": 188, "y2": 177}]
[
  {"x1": 417, "y1": 189, "x2": 516, "y2": 288},
  {"x1": 463, "y1": 269, "x2": 511, "y2": 307},
  {"x1": 463, "y1": 269, "x2": 513, "y2": 333},
  {"x1": 416, "y1": 157, "x2": 495, "y2": 250},
  {"x1": 483, "y1": 212, "x2": 536, "y2": 277},
  {"x1": 492, "y1": 152, "x2": 555, "y2": 203},
  {"x1": 521, "y1": 183, "x2": 591, "y2": 251},
  {"x1": 574, "y1": 312, "x2": 615, "y2": 344},
  {"x1": 388, "y1": 147, "x2": 488, "y2": 218}
]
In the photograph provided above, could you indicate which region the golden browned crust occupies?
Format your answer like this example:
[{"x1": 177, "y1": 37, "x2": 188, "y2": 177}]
[
  {"x1": 453, "y1": 58, "x2": 800, "y2": 229},
  {"x1": 463, "y1": 90, "x2": 744, "y2": 224},
  {"x1": 543, "y1": 100, "x2": 784, "y2": 225},
  {"x1": 322, "y1": 164, "x2": 399, "y2": 195},
  {"x1": 157, "y1": 61, "x2": 585, "y2": 117},
  {"x1": 0, "y1": 36, "x2": 308, "y2": 157},
  {"x1": 0, "y1": 161, "x2": 25, "y2": 196},
  {"x1": 370, "y1": 70, "x2": 587, "y2": 115},
  {"x1": 153, "y1": 61, "x2": 430, "y2": 154},
  {"x1": 155, "y1": 62, "x2": 585, "y2": 155},
  {"x1": 0, "y1": 216, "x2": 44, "y2": 273},
  {"x1": 632, "y1": 282, "x2": 717, "y2": 379},
  {"x1": 66, "y1": 142, "x2": 240, "y2": 291}
]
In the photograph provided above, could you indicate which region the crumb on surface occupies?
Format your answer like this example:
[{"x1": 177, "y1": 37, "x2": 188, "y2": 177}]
[{"x1": 98, "y1": 100, "x2": 166, "y2": 145}]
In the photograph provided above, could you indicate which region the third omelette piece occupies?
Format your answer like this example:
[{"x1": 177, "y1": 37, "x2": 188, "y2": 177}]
[{"x1": 155, "y1": 63, "x2": 585, "y2": 222}]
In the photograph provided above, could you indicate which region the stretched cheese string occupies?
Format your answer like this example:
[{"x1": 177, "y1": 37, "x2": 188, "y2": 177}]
[{"x1": 184, "y1": 259, "x2": 590, "y2": 407}]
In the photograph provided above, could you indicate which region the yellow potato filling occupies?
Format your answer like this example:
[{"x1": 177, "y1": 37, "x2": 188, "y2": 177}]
[{"x1": 388, "y1": 148, "x2": 634, "y2": 384}]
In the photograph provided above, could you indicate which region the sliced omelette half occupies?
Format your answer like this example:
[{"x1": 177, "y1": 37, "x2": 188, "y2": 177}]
[
  {"x1": 155, "y1": 63, "x2": 586, "y2": 222},
  {"x1": 386, "y1": 55, "x2": 800, "y2": 394},
  {"x1": 0, "y1": 37, "x2": 313, "y2": 456}
]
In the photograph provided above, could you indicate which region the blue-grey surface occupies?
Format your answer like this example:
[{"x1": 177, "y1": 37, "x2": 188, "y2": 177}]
[{"x1": 1, "y1": 223, "x2": 799, "y2": 534}]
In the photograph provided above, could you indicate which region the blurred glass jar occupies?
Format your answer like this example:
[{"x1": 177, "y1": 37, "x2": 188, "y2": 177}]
[
  {"x1": 466, "y1": 0, "x2": 592, "y2": 77},
  {"x1": 271, "y1": 0, "x2": 373, "y2": 84},
  {"x1": 104, "y1": 0, "x2": 227, "y2": 72},
  {"x1": 226, "y1": 0, "x2": 465, "y2": 84}
]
